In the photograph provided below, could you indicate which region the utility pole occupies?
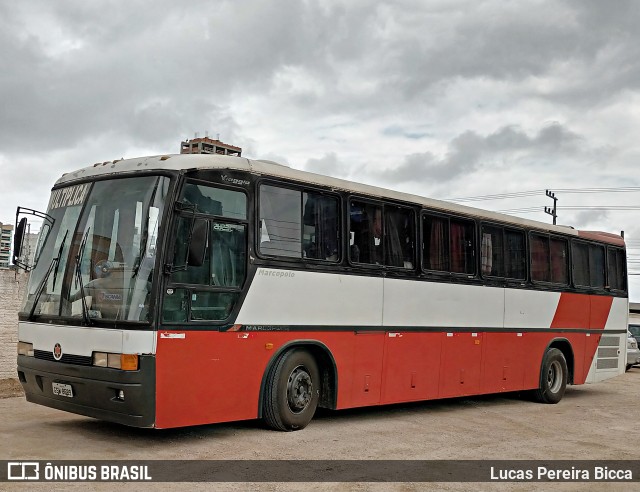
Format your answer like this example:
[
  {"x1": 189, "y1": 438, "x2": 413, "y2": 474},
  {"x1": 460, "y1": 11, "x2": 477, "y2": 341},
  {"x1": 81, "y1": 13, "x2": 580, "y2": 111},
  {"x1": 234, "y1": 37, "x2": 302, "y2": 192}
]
[{"x1": 545, "y1": 189, "x2": 558, "y2": 225}]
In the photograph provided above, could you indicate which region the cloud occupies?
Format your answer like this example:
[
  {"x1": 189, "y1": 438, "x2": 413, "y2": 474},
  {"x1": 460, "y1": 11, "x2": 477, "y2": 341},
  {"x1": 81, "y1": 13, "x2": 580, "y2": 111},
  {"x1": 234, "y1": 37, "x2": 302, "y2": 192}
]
[
  {"x1": 374, "y1": 123, "x2": 584, "y2": 185},
  {"x1": 304, "y1": 153, "x2": 344, "y2": 177}
]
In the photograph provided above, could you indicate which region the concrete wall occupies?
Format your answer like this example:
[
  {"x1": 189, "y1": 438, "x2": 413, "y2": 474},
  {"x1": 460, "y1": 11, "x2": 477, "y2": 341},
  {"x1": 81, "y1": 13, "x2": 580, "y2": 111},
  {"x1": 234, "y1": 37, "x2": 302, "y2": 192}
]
[{"x1": 0, "y1": 269, "x2": 28, "y2": 379}]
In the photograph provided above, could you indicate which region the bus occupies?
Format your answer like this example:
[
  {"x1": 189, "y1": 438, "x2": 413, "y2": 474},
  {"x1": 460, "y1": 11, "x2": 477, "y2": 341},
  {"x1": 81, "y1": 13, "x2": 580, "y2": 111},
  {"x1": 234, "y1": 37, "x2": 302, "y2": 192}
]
[{"x1": 14, "y1": 154, "x2": 629, "y2": 431}]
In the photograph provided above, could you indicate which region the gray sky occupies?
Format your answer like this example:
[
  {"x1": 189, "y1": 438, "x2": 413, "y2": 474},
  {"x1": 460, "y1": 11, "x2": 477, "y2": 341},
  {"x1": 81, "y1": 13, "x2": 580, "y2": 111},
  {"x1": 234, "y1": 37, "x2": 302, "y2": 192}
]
[{"x1": 3, "y1": 0, "x2": 640, "y2": 298}]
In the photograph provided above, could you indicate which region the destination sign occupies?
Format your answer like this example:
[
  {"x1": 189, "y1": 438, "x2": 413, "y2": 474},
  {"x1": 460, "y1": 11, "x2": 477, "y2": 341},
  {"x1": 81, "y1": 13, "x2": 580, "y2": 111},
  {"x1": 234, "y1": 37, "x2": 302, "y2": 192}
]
[{"x1": 48, "y1": 183, "x2": 91, "y2": 210}]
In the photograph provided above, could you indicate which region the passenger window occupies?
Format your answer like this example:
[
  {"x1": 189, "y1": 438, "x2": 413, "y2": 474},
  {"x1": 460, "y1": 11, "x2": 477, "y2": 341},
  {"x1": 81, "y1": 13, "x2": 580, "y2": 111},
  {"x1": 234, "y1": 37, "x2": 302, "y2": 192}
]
[
  {"x1": 350, "y1": 201, "x2": 383, "y2": 265},
  {"x1": 422, "y1": 214, "x2": 475, "y2": 275},
  {"x1": 385, "y1": 206, "x2": 414, "y2": 268},
  {"x1": 505, "y1": 229, "x2": 526, "y2": 280},
  {"x1": 550, "y1": 238, "x2": 568, "y2": 284},
  {"x1": 450, "y1": 218, "x2": 475, "y2": 274},
  {"x1": 607, "y1": 247, "x2": 626, "y2": 291},
  {"x1": 302, "y1": 193, "x2": 339, "y2": 261},
  {"x1": 349, "y1": 201, "x2": 414, "y2": 268},
  {"x1": 481, "y1": 226, "x2": 504, "y2": 277},
  {"x1": 531, "y1": 233, "x2": 568, "y2": 285},
  {"x1": 423, "y1": 215, "x2": 449, "y2": 271},
  {"x1": 572, "y1": 241, "x2": 605, "y2": 288},
  {"x1": 258, "y1": 185, "x2": 340, "y2": 261},
  {"x1": 572, "y1": 242, "x2": 590, "y2": 287},
  {"x1": 481, "y1": 225, "x2": 525, "y2": 279},
  {"x1": 530, "y1": 234, "x2": 550, "y2": 282},
  {"x1": 590, "y1": 244, "x2": 605, "y2": 288},
  {"x1": 259, "y1": 186, "x2": 302, "y2": 258}
]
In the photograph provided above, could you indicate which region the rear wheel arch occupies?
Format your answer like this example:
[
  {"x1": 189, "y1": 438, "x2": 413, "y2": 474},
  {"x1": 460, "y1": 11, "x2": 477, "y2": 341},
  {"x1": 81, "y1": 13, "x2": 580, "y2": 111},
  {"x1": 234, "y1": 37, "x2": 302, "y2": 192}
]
[
  {"x1": 546, "y1": 338, "x2": 575, "y2": 385},
  {"x1": 533, "y1": 339, "x2": 573, "y2": 404}
]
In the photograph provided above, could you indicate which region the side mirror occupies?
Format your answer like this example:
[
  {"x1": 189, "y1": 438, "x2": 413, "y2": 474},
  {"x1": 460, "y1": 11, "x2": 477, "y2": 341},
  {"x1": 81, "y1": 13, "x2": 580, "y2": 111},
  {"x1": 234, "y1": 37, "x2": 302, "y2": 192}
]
[
  {"x1": 188, "y1": 219, "x2": 208, "y2": 267},
  {"x1": 13, "y1": 207, "x2": 54, "y2": 271},
  {"x1": 13, "y1": 217, "x2": 27, "y2": 266}
]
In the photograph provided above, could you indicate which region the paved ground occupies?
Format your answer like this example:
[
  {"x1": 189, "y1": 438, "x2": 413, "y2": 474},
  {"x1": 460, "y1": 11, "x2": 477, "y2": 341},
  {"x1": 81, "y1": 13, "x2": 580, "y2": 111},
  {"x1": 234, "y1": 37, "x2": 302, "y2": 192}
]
[{"x1": 1, "y1": 369, "x2": 639, "y2": 491}]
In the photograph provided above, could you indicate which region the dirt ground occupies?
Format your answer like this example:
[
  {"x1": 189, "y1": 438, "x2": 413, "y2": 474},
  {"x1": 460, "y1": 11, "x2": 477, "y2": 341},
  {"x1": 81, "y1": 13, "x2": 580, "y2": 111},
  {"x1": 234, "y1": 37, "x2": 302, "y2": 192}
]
[
  {"x1": 1, "y1": 370, "x2": 639, "y2": 491},
  {"x1": 0, "y1": 378, "x2": 23, "y2": 398}
]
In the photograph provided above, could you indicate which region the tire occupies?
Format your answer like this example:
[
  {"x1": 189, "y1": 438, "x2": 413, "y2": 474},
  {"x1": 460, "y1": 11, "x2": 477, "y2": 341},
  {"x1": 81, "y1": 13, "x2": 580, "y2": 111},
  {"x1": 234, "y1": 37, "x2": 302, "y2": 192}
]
[
  {"x1": 263, "y1": 349, "x2": 320, "y2": 431},
  {"x1": 533, "y1": 348, "x2": 568, "y2": 404},
  {"x1": 626, "y1": 364, "x2": 632, "y2": 372}
]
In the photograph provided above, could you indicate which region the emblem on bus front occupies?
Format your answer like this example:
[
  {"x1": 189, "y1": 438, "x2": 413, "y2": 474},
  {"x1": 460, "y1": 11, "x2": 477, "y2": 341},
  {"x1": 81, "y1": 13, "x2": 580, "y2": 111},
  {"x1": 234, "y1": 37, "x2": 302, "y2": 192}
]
[{"x1": 53, "y1": 343, "x2": 62, "y2": 361}]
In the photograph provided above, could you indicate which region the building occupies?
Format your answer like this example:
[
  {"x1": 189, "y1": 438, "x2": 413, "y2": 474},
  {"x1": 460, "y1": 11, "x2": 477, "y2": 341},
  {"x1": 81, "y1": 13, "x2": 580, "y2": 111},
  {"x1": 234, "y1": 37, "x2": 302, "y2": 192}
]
[
  {"x1": 18, "y1": 231, "x2": 39, "y2": 268},
  {"x1": 180, "y1": 135, "x2": 242, "y2": 156},
  {"x1": 0, "y1": 223, "x2": 13, "y2": 269}
]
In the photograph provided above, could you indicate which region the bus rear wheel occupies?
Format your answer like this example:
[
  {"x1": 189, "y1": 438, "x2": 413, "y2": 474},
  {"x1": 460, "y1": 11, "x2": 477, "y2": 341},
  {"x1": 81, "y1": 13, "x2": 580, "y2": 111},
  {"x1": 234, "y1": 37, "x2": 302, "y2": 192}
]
[
  {"x1": 263, "y1": 349, "x2": 320, "y2": 431},
  {"x1": 533, "y1": 347, "x2": 568, "y2": 404}
]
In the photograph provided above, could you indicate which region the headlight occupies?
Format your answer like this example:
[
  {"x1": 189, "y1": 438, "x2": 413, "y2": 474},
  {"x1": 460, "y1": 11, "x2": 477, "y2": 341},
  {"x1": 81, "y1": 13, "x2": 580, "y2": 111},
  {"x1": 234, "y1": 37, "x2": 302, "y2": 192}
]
[
  {"x1": 92, "y1": 352, "x2": 138, "y2": 370},
  {"x1": 17, "y1": 342, "x2": 34, "y2": 357}
]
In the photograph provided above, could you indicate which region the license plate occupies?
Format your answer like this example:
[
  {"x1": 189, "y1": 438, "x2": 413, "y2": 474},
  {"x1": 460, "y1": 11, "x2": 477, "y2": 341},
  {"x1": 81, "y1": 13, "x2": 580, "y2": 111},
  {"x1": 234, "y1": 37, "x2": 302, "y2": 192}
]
[{"x1": 52, "y1": 382, "x2": 73, "y2": 398}]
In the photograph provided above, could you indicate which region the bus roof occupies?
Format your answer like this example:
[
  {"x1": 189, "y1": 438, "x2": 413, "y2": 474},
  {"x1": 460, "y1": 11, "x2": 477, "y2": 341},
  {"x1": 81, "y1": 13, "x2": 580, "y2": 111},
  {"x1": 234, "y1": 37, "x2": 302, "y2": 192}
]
[{"x1": 55, "y1": 153, "x2": 623, "y2": 245}]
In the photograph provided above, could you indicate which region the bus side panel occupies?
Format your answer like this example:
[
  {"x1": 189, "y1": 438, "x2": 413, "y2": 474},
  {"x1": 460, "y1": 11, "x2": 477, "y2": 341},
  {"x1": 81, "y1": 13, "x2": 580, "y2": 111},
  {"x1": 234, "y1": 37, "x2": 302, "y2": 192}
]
[
  {"x1": 550, "y1": 292, "x2": 591, "y2": 329},
  {"x1": 381, "y1": 332, "x2": 441, "y2": 404},
  {"x1": 590, "y1": 295, "x2": 615, "y2": 329},
  {"x1": 438, "y1": 332, "x2": 483, "y2": 398},
  {"x1": 347, "y1": 332, "x2": 385, "y2": 407},
  {"x1": 155, "y1": 330, "x2": 359, "y2": 428},
  {"x1": 480, "y1": 331, "x2": 525, "y2": 393},
  {"x1": 155, "y1": 331, "x2": 264, "y2": 428},
  {"x1": 564, "y1": 332, "x2": 587, "y2": 385}
]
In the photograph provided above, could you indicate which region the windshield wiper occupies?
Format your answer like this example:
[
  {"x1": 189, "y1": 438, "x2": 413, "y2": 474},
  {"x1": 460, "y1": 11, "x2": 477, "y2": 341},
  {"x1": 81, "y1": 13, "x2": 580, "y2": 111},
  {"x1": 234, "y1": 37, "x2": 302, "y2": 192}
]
[
  {"x1": 28, "y1": 229, "x2": 69, "y2": 321},
  {"x1": 74, "y1": 228, "x2": 92, "y2": 325}
]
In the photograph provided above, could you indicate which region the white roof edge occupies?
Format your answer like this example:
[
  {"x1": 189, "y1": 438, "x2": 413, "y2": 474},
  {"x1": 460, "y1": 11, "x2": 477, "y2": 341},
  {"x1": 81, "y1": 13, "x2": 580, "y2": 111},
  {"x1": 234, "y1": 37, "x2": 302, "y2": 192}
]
[{"x1": 54, "y1": 153, "x2": 585, "y2": 235}]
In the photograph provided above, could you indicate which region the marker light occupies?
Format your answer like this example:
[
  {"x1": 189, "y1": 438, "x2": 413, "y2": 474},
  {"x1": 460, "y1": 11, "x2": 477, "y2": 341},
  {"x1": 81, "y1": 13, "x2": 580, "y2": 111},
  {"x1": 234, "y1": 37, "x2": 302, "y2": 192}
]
[
  {"x1": 121, "y1": 354, "x2": 139, "y2": 371},
  {"x1": 17, "y1": 342, "x2": 34, "y2": 357}
]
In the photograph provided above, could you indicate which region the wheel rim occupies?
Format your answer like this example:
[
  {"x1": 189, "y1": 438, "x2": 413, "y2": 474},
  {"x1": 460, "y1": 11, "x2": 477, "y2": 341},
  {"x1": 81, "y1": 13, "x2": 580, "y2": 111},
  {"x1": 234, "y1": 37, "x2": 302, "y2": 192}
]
[
  {"x1": 547, "y1": 360, "x2": 563, "y2": 393},
  {"x1": 287, "y1": 365, "x2": 312, "y2": 414}
]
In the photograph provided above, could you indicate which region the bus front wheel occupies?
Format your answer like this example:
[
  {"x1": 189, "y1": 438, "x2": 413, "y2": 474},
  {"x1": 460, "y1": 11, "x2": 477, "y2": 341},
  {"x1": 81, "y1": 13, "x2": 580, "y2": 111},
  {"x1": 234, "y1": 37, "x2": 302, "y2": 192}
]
[
  {"x1": 533, "y1": 347, "x2": 568, "y2": 404},
  {"x1": 263, "y1": 349, "x2": 320, "y2": 431}
]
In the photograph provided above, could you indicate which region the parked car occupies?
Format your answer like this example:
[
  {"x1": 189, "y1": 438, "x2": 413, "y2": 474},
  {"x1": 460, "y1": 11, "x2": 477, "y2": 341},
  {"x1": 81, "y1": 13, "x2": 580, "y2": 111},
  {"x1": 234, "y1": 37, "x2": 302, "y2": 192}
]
[
  {"x1": 629, "y1": 324, "x2": 640, "y2": 345},
  {"x1": 627, "y1": 330, "x2": 640, "y2": 371}
]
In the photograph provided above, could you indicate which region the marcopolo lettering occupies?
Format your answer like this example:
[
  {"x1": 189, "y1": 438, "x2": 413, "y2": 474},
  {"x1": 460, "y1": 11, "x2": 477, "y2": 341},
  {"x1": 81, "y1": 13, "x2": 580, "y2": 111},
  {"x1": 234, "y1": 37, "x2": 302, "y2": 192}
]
[{"x1": 258, "y1": 270, "x2": 295, "y2": 278}]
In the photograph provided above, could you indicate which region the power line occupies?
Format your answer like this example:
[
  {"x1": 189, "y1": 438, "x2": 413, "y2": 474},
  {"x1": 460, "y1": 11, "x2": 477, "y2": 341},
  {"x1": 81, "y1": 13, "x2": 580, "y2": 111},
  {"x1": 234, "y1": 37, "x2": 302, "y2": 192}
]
[{"x1": 447, "y1": 186, "x2": 640, "y2": 202}]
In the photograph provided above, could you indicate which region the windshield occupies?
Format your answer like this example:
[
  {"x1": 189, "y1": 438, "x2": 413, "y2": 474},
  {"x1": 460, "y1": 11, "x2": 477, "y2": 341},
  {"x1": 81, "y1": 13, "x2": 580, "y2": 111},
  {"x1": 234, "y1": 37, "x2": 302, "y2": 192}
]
[{"x1": 22, "y1": 176, "x2": 170, "y2": 323}]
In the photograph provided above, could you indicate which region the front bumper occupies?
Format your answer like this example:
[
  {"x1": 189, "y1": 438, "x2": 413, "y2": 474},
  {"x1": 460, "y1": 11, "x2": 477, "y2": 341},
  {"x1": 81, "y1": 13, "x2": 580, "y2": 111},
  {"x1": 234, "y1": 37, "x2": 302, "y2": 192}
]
[{"x1": 17, "y1": 354, "x2": 156, "y2": 427}]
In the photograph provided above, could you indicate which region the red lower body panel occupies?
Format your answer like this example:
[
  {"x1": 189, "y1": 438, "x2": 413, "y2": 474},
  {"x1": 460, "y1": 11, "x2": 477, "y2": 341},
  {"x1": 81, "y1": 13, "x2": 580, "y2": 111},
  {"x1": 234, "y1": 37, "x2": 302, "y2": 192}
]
[{"x1": 155, "y1": 328, "x2": 602, "y2": 429}]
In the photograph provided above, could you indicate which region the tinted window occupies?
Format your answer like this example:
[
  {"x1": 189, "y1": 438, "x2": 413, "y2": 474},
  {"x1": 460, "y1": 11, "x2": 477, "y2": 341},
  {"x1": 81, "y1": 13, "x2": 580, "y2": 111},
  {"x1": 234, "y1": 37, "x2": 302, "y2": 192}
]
[
  {"x1": 350, "y1": 201, "x2": 383, "y2": 265},
  {"x1": 385, "y1": 206, "x2": 414, "y2": 268},
  {"x1": 573, "y1": 241, "x2": 605, "y2": 289},
  {"x1": 181, "y1": 183, "x2": 246, "y2": 219},
  {"x1": 531, "y1": 234, "x2": 550, "y2": 282},
  {"x1": 505, "y1": 229, "x2": 526, "y2": 279},
  {"x1": 259, "y1": 185, "x2": 340, "y2": 261},
  {"x1": 423, "y1": 214, "x2": 475, "y2": 274},
  {"x1": 481, "y1": 226, "x2": 504, "y2": 277},
  {"x1": 302, "y1": 192, "x2": 339, "y2": 261},
  {"x1": 350, "y1": 201, "x2": 414, "y2": 268},
  {"x1": 573, "y1": 242, "x2": 590, "y2": 287},
  {"x1": 531, "y1": 234, "x2": 568, "y2": 285},
  {"x1": 259, "y1": 186, "x2": 301, "y2": 257},
  {"x1": 423, "y1": 215, "x2": 449, "y2": 271},
  {"x1": 607, "y1": 247, "x2": 626, "y2": 291},
  {"x1": 550, "y1": 238, "x2": 568, "y2": 284}
]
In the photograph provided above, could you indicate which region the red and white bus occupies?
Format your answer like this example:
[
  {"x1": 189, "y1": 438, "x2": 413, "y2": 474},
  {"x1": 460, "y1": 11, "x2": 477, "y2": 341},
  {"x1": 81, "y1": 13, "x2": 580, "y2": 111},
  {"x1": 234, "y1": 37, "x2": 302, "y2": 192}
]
[{"x1": 14, "y1": 154, "x2": 628, "y2": 430}]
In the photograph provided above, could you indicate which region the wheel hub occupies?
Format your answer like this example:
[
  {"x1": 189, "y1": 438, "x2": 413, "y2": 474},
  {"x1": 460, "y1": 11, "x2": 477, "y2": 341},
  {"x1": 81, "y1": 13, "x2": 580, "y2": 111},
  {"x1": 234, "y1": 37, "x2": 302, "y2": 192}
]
[{"x1": 287, "y1": 366, "x2": 312, "y2": 413}]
